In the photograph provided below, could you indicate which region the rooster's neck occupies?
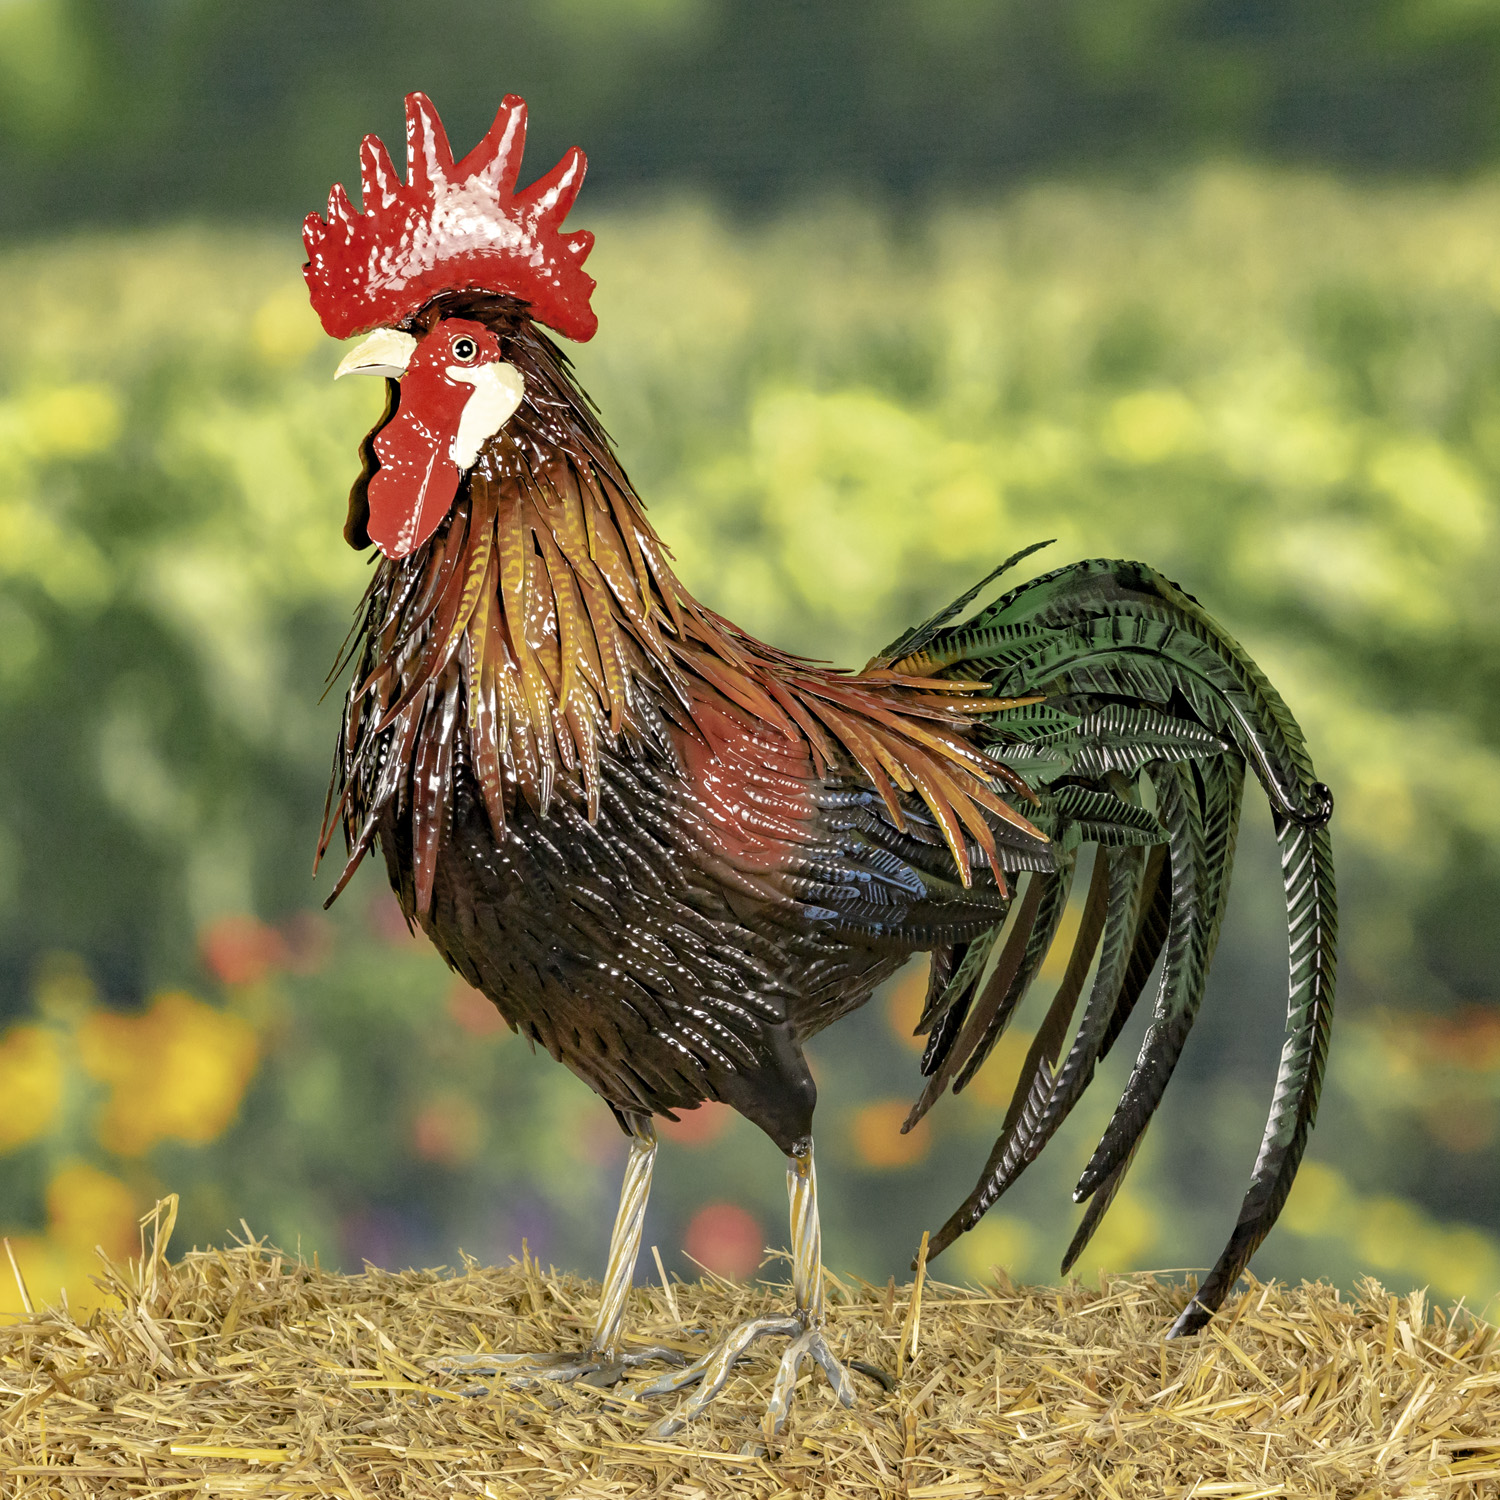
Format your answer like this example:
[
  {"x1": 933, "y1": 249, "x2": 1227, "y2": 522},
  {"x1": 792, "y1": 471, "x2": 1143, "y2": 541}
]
[{"x1": 326, "y1": 309, "x2": 1033, "y2": 911}]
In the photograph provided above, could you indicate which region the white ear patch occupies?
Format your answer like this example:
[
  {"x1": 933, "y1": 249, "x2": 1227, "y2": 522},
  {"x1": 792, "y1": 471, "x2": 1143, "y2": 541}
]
[{"x1": 446, "y1": 361, "x2": 526, "y2": 470}]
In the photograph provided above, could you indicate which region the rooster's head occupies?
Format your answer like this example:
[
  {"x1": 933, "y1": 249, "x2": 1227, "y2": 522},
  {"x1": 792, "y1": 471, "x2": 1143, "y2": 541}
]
[
  {"x1": 333, "y1": 318, "x2": 522, "y2": 557},
  {"x1": 303, "y1": 92, "x2": 596, "y2": 559}
]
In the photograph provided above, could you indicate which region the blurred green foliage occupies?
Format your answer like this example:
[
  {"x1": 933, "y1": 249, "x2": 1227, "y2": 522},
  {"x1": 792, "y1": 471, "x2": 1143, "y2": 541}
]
[
  {"x1": 0, "y1": 169, "x2": 1498, "y2": 1318},
  {"x1": 8, "y1": 1, "x2": 1500, "y2": 233}
]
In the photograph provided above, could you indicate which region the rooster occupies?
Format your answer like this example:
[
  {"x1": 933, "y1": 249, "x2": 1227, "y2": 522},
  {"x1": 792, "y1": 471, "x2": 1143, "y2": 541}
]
[{"x1": 305, "y1": 94, "x2": 1336, "y2": 1437}]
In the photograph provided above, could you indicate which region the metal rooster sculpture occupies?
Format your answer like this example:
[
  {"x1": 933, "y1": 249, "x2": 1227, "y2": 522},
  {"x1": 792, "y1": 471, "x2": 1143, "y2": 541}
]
[{"x1": 305, "y1": 94, "x2": 1336, "y2": 1437}]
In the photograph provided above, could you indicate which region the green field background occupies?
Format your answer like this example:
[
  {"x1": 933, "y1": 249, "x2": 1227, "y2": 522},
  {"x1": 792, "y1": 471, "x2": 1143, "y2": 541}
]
[{"x1": 1, "y1": 3, "x2": 1499, "y2": 1323}]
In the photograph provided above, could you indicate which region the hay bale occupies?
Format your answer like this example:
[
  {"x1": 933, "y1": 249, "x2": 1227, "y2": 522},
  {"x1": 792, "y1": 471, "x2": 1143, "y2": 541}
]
[{"x1": 0, "y1": 1203, "x2": 1496, "y2": 1497}]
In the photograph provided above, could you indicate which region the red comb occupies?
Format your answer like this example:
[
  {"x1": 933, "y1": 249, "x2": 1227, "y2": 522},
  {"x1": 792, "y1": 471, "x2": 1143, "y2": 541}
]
[{"x1": 303, "y1": 93, "x2": 597, "y2": 343}]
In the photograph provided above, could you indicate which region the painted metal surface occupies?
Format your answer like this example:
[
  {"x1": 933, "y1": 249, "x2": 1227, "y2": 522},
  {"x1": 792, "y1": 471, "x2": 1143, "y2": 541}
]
[
  {"x1": 303, "y1": 93, "x2": 596, "y2": 343},
  {"x1": 304, "y1": 92, "x2": 1338, "y2": 1428},
  {"x1": 341, "y1": 317, "x2": 523, "y2": 559}
]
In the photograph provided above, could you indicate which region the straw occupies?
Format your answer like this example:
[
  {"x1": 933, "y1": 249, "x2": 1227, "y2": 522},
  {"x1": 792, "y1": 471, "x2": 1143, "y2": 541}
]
[{"x1": 0, "y1": 1201, "x2": 1495, "y2": 1497}]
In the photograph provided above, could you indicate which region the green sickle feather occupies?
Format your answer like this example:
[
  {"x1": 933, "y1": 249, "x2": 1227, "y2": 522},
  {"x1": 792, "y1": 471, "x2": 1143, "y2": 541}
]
[{"x1": 899, "y1": 554, "x2": 1336, "y2": 1332}]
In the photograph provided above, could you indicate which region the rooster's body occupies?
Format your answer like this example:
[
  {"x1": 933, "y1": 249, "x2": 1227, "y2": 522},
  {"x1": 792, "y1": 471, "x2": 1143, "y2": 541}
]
[{"x1": 308, "y1": 96, "x2": 1336, "y2": 1435}]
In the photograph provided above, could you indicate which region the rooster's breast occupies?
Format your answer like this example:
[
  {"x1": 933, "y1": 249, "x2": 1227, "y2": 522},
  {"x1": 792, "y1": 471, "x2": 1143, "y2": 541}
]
[{"x1": 382, "y1": 691, "x2": 1008, "y2": 1150}]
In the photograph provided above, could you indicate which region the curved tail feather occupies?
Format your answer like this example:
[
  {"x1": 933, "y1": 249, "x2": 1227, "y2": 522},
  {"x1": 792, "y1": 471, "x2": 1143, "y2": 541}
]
[
  {"x1": 1168, "y1": 817, "x2": 1336, "y2": 1335},
  {"x1": 903, "y1": 868, "x2": 1058, "y2": 1132},
  {"x1": 908, "y1": 556, "x2": 1336, "y2": 1325},
  {"x1": 1062, "y1": 1135, "x2": 1146, "y2": 1276},
  {"x1": 1072, "y1": 754, "x2": 1244, "y2": 1200}
]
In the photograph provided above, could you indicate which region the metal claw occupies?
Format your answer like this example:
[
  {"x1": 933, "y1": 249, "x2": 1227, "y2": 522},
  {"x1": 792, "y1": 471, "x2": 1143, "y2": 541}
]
[
  {"x1": 643, "y1": 1139, "x2": 870, "y2": 1440},
  {"x1": 641, "y1": 1316, "x2": 802, "y2": 1438}
]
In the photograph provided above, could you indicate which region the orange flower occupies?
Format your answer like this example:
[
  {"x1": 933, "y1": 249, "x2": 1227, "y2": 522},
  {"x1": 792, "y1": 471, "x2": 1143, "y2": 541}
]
[
  {"x1": 571, "y1": 1111, "x2": 627, "y2": 1168},
  {"x1": 1420, "y1": 1008, "x2": 1500, "y2": 1071},
  {"x1": 683, "y1": 1204, "x2": 763, "y2": 1280},
  {"x1": 446, "y1": 983, "x2": 509, "y2": 1038},
  {"x1": 412, "y1": 1094, "x2": 482, "y2": 1166},
  {"x1": 850, "y1": 1099, "x2": 931, "y2": 1169},
  {"x1": 885, "y1": 964, "x2": 928, "y2": 1054},
  {"x1": 199, "y1": 916, "x2": 287, "y2": 987},
  {"x1": 368, "y1": 892, "x2": 421, "y2": 945},
  {"x1": 658, "y1": 1101, "x2": 731, "y2": 1147},
  {"x1": 957, "y1": 1030, "x2": 1033, "y2": 1109}
]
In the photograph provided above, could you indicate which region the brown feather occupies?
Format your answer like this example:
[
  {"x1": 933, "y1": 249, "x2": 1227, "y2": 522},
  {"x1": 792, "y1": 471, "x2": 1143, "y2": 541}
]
[
  {"x1": 331, "y1": 304, "x2": 1045, "y2": 910},
  {"x1": 412, "y1": 673, "x2": 461, "y2": 914}
]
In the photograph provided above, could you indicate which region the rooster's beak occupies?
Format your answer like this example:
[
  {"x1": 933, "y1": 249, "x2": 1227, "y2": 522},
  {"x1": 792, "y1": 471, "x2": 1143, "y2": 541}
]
[{"x1": 335, "y1": 328, "x2": 419, "y2": 380}]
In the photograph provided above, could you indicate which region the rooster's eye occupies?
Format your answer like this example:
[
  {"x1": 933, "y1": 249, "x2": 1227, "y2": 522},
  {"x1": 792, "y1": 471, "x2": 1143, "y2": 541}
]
[{"x1": 452, "y1": 336, "x2": 478, "y2": 362}]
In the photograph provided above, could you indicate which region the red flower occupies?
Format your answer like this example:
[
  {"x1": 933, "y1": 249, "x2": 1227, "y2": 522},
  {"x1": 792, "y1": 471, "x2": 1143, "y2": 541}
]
[
  {"x1": 683, "y1": 1204, "x2": 763, "y2": 1280},
  {"x1": 199, "y1": 915, "x2": 287, "y2": 987}
]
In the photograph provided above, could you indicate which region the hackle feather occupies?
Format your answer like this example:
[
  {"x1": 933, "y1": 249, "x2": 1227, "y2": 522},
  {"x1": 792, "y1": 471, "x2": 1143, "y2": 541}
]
[{"x1": 321, "y1": 296, "x2": 1039, "y2": 913}]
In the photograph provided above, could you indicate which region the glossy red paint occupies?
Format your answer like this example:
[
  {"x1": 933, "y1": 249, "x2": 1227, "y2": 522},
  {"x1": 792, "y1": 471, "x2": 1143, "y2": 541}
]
[
  {"x1": 367, "y1": 318, "x2": 501, "y2": 559},
  {"x1": 303, "y1": 93, "x2": 596, "y2": 343},
  {"x1": 673, "y1": 688, "x2": 817, "y2": 876}
]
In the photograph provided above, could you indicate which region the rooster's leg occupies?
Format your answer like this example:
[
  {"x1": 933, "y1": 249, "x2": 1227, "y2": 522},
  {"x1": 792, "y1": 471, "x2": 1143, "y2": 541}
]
[
  {"x1": 431, "y1": 1114, "x2": 684, "y2": 1389},
  {"x1": 640, "y1": 1139, "x2": 859, "y2": 1438}
]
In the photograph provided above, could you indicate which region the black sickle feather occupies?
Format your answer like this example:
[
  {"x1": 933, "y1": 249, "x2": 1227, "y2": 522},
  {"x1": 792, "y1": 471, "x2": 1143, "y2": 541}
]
[
  {"x1": 971, "y1": 843, "x2": 1162, "y2": 1209},
  {"x1": 1072, "y1": 754, "x2": 1243, "y2": 1202},
  {"x1": 924, "y1": 852, "x2": 1110, "y2": 1259},
  {"x1": 1062, "y1": 1137, "x2": 1144, "y2": 1276},
  {"x1": 904, "y1": 872, "x2": 1051, "y2": 1131},
  {"x1": 1168, "y1": 816, "x2": 1336, "y2": 1336}
]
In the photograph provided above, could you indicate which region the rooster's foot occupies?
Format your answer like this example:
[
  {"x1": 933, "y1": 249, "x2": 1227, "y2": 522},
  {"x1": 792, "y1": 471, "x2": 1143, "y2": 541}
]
[
  {"x1": 430, "y1": 1344, "x2": 686, "y2": 1393},
  {"x1": 637, "y1": 1315, "x2": 858, "y2": 1438}
]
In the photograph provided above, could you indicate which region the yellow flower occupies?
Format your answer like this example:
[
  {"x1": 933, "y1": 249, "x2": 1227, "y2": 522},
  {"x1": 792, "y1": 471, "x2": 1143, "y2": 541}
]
[
  {"x1": 1075, "y1": 1190, "x2": 1158, "y2": 1276},
  {"x1": 1102, "y1": 388, "x2": 1202, "y2": 465},
  {"x1": 77, "y1": 991, "x2": 258, "y2": 1157},
  {"x1": 950, "y1": 1214, "x2": 1036, "y2": 1286},
  {"x1": 46, "y1": 1162, "x2": 138, "y2": 1258},
  {"x1": 959, "y1": 1030, "x2": 1034, "y2": 1109},
  {"x1": 0, "y1": 1164, "x2": 138, "y2": 1321},
  {"x1": 0, "y1": 1025, "x2": 63, "y2": 1152},
  {"x1": 884, "y1": 965, "x2": 927, "y2": 1055}
]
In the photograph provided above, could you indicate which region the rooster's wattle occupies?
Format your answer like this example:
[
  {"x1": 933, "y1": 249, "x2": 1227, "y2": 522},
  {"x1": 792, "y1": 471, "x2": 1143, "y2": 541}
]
[{"x1": 305, "y1": 93, "x2": 1337, "y2": 1437}]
